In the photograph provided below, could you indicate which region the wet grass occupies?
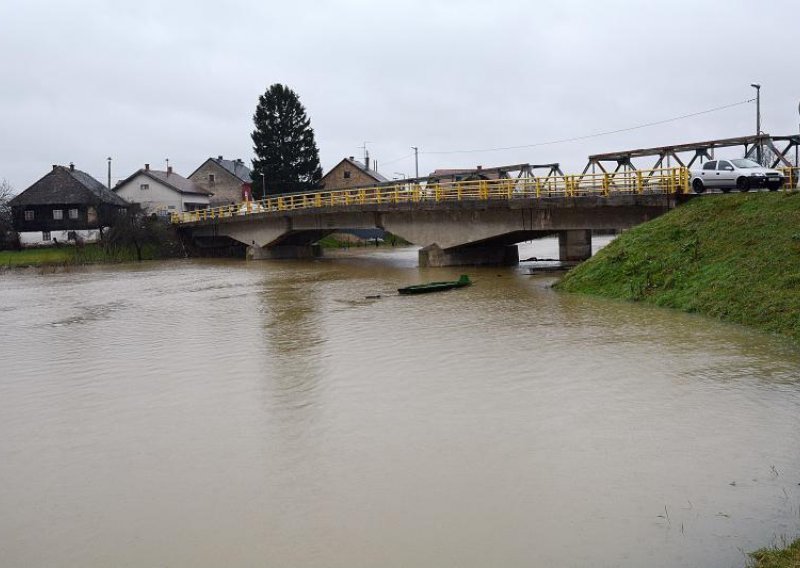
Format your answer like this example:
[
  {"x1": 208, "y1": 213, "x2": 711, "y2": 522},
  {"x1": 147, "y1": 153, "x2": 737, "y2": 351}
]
[
  {"x1": 750, "y1": 538, "x2": 800, "y2": 568},
  {"x1": 555, "y1": 191, "x2": 800, "y2": 341},
  {"x1": 0, "y1": 243, "x2": 161, "y2": 268}
]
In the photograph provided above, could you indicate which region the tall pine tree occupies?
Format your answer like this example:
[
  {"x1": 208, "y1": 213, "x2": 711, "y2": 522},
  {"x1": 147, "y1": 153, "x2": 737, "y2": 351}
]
[{"x1": 251, "y1": 84, "x2": 322, "y2": 197}]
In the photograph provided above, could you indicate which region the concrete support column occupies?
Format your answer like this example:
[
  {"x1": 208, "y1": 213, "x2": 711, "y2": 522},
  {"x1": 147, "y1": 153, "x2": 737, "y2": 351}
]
[
  {"x1": 247, "y1": 244, "x2": 322, "y2": 261},
  {"x1": 558, "y1": 230, "x2": 592, "y2": 262},
  {"x1": 419, "y1": 244, "x2": 519, "y2": 267}
]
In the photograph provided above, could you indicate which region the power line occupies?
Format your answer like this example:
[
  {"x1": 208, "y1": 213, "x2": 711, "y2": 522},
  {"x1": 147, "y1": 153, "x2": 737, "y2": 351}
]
[
  {"x1": 379, "y1": 152, "x2": 415, "y2": 166},
  {"x1": 422, "y1": 99, "x2": 755, "y2": 155}
]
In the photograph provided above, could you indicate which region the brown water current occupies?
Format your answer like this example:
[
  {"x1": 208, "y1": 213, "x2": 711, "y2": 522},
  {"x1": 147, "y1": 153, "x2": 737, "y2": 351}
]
[{"x1": 1, "y1": 238, "x2": 799, "y2": 567}]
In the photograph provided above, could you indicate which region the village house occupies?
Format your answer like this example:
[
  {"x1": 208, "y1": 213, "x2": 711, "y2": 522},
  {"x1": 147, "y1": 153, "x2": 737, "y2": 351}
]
[
  {"x1": 320, "y1": 157, "x2": 388, "y2": 190},
  {"x1": 114, "y1": 164, "x2": 211, "y2": 215},
  {"x1": 188, "y1": 156, "x2": 252, "y2": 206},
  {"x1": 10, "y1": 163, "x2": 129, "y2": 247}
]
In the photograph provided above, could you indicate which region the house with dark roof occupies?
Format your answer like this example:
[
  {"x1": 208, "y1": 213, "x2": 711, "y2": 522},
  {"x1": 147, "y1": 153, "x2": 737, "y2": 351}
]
[
  {"x1": 10, "y1": 163, "x2": 129, "y2": 246},
  {"x1": 320, "y1": 157, "x2": 388, "y2": 190},
  {"x1": 113, "y1": 164, "x2": 212, "y2": 214},
  {"x1": 188, "y1": 156, "x2": 252, "y2": 206}
]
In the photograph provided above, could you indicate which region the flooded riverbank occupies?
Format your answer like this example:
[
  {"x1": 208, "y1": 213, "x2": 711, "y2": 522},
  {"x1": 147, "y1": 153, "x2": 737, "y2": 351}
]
[{"x1": 1, "y1": 239, "x2": 798, "y2": 567}]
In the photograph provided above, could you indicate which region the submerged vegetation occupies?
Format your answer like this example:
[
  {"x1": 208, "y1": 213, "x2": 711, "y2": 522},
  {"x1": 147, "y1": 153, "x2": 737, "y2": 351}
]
[
  {"x1": 750, "y1": 538, "x2": 800, "y2": 568},
  {"x1": 556, "y1": 192, "x2": 800, "y2": 341},
  {"x1": 1, "y1": 214, "x2": 185, "y2": 268}
]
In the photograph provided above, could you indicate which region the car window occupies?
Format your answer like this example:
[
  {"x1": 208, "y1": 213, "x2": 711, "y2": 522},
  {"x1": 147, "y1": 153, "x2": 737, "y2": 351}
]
[
  {"x1": 718, "y1": 160, "x2": 733, "y2": 170},
  {"x1": 731, "y1": 159, "x2": 760, "y2": 168},
  {"x1": 703, "y1": 161, "x2": 717, "y2": 171}
]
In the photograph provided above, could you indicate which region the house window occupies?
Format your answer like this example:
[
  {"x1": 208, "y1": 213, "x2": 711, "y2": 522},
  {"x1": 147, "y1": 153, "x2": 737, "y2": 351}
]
[
  {"x1": 24, "y1": 210, "x2": 34, "y2": 221},
  {"x1": 69, "y1": 208, "x2": 79, "y2": 219},
  {"x1": 53, "y1": 209, "x2": 63, "y2": 220},
  {"x1": 208, "y1": 174, "x2": 215, "y2": 185},
  {"x1": 42, "y1": 231, "x2": 51, "y2": 241},
  {"x1": 343, "y1": 170, "x2": 351, "y2": 179},
  {"x1": 140, "y1": 183, "x2": 150, "y2": 191}
]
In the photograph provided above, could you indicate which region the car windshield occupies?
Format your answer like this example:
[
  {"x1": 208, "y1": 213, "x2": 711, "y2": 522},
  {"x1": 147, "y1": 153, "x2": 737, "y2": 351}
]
[{"x1": 731, "y1": 159, "x2": 761, "y2": 168}]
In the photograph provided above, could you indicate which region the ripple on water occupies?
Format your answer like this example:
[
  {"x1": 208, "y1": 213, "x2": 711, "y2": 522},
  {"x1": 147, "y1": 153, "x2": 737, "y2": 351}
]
[{"x1": 0, "y1": 254, "x2": 799, "y2": 568}]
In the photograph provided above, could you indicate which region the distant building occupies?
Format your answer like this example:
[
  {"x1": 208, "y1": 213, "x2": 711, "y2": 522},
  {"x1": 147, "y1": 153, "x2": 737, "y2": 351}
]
[
  {"x1": 114, "y1": 164, "x2": 212, "y2": 214},
  {"x1": 427, "y1": 165, "x2": 509, "y2": 183},
  {"x1": 10, "y1": 163, "x2": 129, "y2": 247},
  {"x1": 188, "y1": 156, "x2": 252, "y2": 206},
  {"x1": 320, "y1": 157, "x2": 388, "y2": 190}
]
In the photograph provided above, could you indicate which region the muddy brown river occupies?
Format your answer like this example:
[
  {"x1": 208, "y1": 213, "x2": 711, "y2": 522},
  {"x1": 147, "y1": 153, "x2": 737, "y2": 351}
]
[{"x1": 1, "y1": 238, "x2": 798, "y2": 567}]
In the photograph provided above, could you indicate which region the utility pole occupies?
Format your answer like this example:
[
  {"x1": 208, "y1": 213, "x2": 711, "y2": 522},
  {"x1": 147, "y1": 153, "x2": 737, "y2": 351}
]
[
  {"x1": 751, "y1": 83, "x2": 761, "y2": 164},
  {"x1": 107, "y1": 156, "x2": 112, "y2": 189},
  {"x1": 411, "y1": 146, "x2": 419, "y2": 178}
]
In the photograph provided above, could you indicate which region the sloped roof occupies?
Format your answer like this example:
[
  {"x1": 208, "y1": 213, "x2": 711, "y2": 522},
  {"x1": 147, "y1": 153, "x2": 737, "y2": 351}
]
[
  {"x1": 345, "y1": 157, "x2": 388, "y2": 182},
  {"x1": 115, "y1": 168, "x2": 213, "y2": 196},
  {"x1": 321, "y1": 157, "x2": 388, "y2": 184},
  {"x1": 10, "y1": 165, "x2": 129, "y2": 207},
  {"x1": 214, "y1": 157, "x2": 252, "y2": 182},
  {"x1": 188, "y1": 156, "x2": 252, "y2": 183}
]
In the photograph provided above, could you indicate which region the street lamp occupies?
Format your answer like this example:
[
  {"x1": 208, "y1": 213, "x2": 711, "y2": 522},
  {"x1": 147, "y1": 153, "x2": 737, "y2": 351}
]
[
  {"x1": 751, "y1": 83, "x2": 762, "y2": 164},
  {"x1": 259, "y1": 172, "x2": 266, "y2": 197},
  {"x1": 107, "y1": 156, "x2": 112, "y2": 189}
]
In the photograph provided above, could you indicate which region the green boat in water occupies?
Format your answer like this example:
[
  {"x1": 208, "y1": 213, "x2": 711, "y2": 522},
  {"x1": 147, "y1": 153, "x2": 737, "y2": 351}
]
[{"x1": 398, "y1": 274, "x2": 472, "y2": 295}]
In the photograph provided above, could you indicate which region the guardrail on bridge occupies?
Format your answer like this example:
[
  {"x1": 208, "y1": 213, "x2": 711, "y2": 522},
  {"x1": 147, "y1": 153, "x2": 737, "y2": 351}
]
[{"x1": 170, "y1": 166, "x2": 796, "y2": 225}]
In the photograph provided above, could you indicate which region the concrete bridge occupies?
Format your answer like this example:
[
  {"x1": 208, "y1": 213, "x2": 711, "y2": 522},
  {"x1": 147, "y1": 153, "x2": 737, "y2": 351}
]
[{"x1": 174, "y1": 167, "x2": 688, "y2": 266}]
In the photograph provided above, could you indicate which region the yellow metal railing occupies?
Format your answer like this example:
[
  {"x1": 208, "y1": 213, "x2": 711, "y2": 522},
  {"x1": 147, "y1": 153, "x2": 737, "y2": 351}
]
[{"x1": 170, "y1": 166, "x2": 693, "y2": 224}]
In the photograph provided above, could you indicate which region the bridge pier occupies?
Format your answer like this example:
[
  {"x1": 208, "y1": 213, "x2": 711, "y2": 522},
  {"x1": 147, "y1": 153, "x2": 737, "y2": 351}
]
[
  {"x1": 558, "y1": 230, "x2": 592, "y2": 262},
  {"x1": 247, "y1": 244, "x2": 322, "y2": 261},
  {"x1": 419, "y1": 243, "x2": 519, "y2": 267}
]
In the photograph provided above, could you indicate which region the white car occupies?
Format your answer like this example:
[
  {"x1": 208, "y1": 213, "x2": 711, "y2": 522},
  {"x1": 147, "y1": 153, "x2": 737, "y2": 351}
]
[{"x1": 691, "y1": 158, "x2": 784, "y2": 193}]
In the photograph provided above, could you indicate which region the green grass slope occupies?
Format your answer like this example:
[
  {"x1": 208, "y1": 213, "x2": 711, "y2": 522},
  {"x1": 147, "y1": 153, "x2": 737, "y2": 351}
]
[{"x1": 556, "y1": 192, "x2": 800, "y2": 341}]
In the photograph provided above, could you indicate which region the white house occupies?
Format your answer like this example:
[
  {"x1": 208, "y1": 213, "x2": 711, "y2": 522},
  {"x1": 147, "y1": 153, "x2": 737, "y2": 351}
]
[{"x1": 114, "y1": 164, "x2": 212, "y2": 214}]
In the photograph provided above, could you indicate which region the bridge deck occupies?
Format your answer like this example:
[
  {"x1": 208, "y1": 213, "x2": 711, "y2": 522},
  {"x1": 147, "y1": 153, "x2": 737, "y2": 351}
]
[{"x1": 172, "y1": 166, "x2": 795, "y2": 226}]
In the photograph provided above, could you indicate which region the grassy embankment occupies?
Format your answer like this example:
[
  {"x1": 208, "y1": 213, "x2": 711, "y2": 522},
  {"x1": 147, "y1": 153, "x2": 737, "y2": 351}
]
[
  {"x1": 750, "y1": 538, "x2": 800, "y2": 568},
  {"x1": 0, "y1": 243, "x2": 165, "y2": 268},
  {"x1": 556, "y1": 191, "x2": 800, "y2": 341}
]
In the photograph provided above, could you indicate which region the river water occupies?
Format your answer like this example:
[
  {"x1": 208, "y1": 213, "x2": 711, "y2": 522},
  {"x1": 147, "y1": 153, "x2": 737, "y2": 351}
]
[{"x1": 1, "y1": 238, "x2": 799, "y2": 568}]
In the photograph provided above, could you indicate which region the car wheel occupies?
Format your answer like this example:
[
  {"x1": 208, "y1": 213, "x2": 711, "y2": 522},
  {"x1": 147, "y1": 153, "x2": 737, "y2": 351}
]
[
  {"x1": 736, "y1": 177, "x2": 750, "y2": 192},
  {"x1": 692, "y1": 179, "x2": 705, "y2": 194},
  {"x1": 768, "y1": 183, "x2": 781, "y2": 192}
]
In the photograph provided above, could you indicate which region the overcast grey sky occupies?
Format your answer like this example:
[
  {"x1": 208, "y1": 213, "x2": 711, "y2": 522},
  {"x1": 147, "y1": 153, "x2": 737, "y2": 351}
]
[{"x1": 1, "y1": 0, "x2": 798, "y2": 191}]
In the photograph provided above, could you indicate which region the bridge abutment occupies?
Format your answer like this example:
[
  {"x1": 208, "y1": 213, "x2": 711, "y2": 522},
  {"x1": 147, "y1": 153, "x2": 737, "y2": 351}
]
[
  {"x1": 247, "y1": 244, "x2": 322, "y2": 261},
  {"x1": 558, "y1": 230, "x2": 592, "y2": 262},
  {"x1": 419, "y1": 244, "x2": 519, "y2": 267}
]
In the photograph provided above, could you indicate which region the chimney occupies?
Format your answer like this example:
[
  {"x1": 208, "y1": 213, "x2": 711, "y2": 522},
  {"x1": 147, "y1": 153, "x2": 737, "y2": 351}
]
[
  {"x1": 349, "y1": 156, "x2": 354, "y2": 160},
  {"x1": 218, "y1": 155, "x2": 223, "y2": 160},
  {"x1": 145, "y1": 163, "x2": 150, "y2": 171},
  {"x1": 52, "y1": 164, "x2": 58, "y2": 170},
  {"x1": 69, "y1": 162, "x2": 75, "y2": 171},
  {"x1": 365, "y1": 153, "x2": 370, "y2": 171},
  {"x1": 167, "y1": 166, "x2": 173, "y2": 174},
  {"x1": 476, "y1": 165, "x2": 482, "y2": 171}
]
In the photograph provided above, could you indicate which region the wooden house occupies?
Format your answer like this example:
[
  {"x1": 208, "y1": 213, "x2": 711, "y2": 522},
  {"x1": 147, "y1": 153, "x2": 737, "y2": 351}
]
[{"x1": 10, "y1": 163, "x2": 129, "y2": 246}]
